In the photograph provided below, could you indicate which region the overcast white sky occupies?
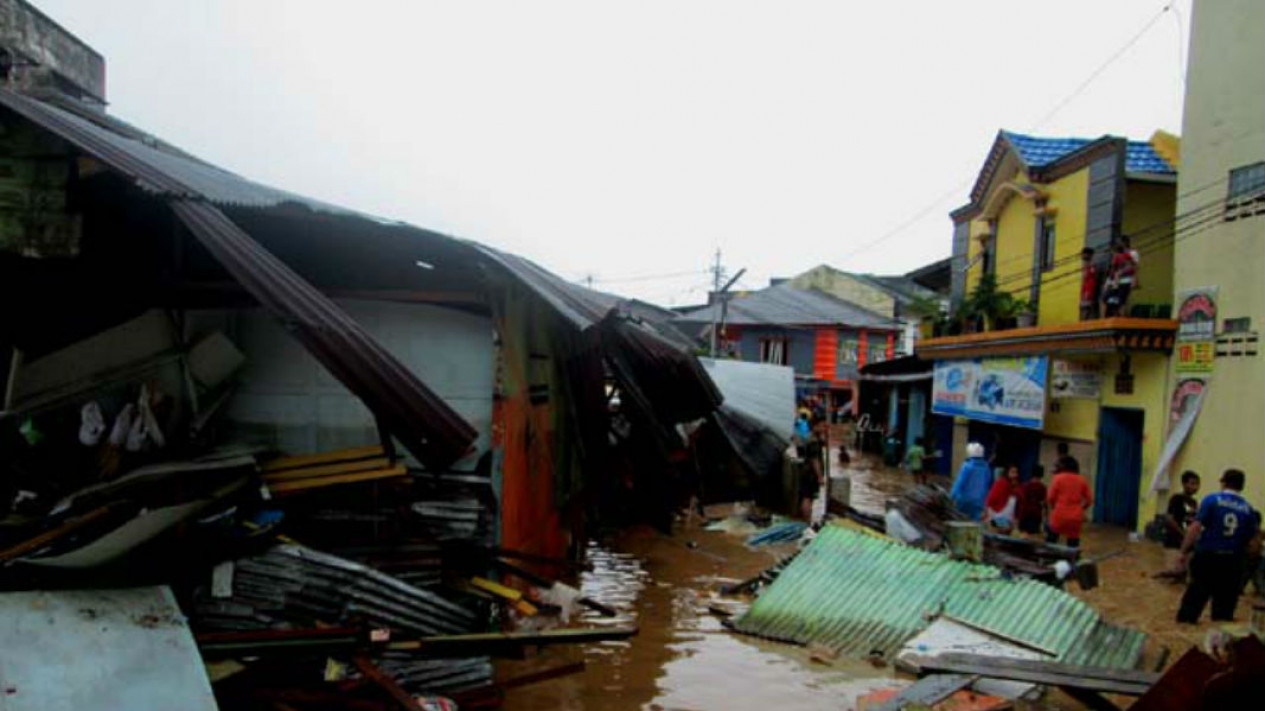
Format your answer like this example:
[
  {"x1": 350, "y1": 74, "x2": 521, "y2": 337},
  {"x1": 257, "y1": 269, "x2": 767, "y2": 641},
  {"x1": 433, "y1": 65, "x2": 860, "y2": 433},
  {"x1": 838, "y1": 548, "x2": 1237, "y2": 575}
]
[{"x1": 38, "y1": 0, "x2": 1191, "y2": 306}]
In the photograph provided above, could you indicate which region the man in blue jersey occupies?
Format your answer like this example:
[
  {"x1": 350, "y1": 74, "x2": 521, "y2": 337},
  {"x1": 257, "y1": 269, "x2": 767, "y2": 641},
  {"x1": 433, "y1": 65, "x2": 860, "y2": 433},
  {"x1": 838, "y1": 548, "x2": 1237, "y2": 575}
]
[{"x1": 1176, "y1": 469, "x2": 1262, "y2": 624}]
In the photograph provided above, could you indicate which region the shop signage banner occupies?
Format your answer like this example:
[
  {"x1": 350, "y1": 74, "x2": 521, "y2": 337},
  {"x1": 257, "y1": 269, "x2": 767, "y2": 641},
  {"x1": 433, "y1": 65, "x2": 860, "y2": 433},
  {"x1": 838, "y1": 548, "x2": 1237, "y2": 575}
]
[
  {"x1": 932, "y1": 356, "x2": 1048, "y2": 430},
  {"x1": 1149, "y1": 378, "x2": 1208, "y2": 496},
  {"x1": 1175, "y1": 287, "x2": 1218, "y2": 375},
  {"x1": 1051, "y1": 359, "x2": 1102, "y2": 399}
]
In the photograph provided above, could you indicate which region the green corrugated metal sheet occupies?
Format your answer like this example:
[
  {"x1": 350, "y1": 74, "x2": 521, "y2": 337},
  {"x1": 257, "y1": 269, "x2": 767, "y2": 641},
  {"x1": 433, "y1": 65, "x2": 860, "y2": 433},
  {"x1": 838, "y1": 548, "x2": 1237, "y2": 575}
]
[{"x1": 733, "y1": 526, "x2": 1145, "y2": 668}]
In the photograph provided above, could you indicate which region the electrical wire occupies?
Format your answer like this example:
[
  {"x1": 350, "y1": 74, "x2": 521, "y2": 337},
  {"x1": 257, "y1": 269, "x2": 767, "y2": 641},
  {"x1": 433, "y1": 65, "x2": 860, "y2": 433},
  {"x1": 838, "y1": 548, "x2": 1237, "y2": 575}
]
[
  {"x1": 838, "y1": 1, "x2": 1178, "y2": 261},
  {"x1": 978, "y1": 174, "x2": 1232, "y2": 290}
]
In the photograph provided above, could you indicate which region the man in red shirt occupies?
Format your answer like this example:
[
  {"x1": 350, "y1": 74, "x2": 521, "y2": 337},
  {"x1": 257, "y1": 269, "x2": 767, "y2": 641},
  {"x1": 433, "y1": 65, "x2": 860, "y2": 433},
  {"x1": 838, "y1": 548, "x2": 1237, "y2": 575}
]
[
  {"x1": 1104, "y1": 239, "x2": 1139, "y2": 317},
  {"x1": 1046, "y1": 456, "x2": 1093, "y2": 547},
  {"x1": 1079, "y1": 248, "x2": 1100, "y2": 320}
]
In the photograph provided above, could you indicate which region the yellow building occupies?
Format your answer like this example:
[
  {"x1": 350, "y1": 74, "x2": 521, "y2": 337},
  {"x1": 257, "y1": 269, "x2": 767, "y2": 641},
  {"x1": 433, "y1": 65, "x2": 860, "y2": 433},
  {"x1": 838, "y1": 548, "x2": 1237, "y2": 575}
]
[
  {"x1": 1157, "y1": 0, "x2": 1265, "y2": 514},
  {"x1": 917, "y1": 130, "x2": 1179, "y2": 530}
]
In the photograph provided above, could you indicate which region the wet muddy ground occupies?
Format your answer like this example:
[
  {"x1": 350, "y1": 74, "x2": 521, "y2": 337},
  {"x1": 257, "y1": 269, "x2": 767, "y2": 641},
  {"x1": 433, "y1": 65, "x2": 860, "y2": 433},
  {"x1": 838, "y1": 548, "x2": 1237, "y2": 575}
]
[
  {"x1": 499, "y1": 433, "x2": 1260, "y2": 710},
  {"x1": 499, "y1": 521, "x2": 896, "y2": 710}
]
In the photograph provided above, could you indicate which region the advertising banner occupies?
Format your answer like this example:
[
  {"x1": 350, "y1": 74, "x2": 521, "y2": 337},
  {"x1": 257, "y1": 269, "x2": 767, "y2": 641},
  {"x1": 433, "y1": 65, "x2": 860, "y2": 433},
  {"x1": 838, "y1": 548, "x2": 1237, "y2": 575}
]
[
  {"x1": 1149, "y1": 378, "x2": 1208, "y2": 495},
  {"x1": 932, "y1": 356, "x2": 1048, "y2": 430},
  {"x1": 1175, "y1": 287, "x2": 1218, "y2": 375},
  {"x1": 1051, "y1": 359, "x2": 1102, "y2": 399}
]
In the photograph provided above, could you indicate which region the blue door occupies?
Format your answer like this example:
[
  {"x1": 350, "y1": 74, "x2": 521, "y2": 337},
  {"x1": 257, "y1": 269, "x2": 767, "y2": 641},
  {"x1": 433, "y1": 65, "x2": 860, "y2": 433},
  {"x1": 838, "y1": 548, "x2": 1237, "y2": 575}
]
[{"x1": 1095, "y1": 407, "x2": 1144, "y2": 527}]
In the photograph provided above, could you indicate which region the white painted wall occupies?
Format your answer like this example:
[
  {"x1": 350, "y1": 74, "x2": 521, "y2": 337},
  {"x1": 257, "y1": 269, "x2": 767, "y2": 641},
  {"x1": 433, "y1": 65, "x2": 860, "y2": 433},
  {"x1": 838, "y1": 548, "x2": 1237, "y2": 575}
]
[{"x1": 193, "y1": 299, "x2": 494, "y2": 471}]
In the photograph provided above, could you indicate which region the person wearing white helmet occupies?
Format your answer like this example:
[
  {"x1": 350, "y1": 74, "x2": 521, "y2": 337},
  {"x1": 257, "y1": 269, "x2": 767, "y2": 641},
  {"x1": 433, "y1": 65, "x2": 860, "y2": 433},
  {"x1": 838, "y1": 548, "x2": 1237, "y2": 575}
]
[{"x1": 950, "y1": 441, "x2": 993, "y2": 520}]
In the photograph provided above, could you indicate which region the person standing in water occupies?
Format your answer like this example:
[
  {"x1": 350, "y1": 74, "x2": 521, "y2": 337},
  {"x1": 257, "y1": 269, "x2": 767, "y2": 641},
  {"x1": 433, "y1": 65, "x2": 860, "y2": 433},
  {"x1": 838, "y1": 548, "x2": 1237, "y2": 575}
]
[
  {"x1": 1046, "y1": 456, "x2": 1093, "y2": 547},
  {"x1": 950, "y1": 442, "x2": 993, "y2": 521}
]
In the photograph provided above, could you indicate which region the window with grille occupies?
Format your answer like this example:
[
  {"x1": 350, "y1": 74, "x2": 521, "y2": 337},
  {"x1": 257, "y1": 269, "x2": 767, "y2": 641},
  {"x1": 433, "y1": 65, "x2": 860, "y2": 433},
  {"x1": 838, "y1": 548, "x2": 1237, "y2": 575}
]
[
  {"x1": 1230, "y1": 162, "x2": 1265, "y2": 198},
  {"x1": 1039, "y1": 218, "x2": 1057, "y2": 272},
  {"x1": 1226, "y1": 162, "x2": 1265, "y2": 221},
  {"x1": 759, "y1": 337, "x2": 788, "y2": 365}
]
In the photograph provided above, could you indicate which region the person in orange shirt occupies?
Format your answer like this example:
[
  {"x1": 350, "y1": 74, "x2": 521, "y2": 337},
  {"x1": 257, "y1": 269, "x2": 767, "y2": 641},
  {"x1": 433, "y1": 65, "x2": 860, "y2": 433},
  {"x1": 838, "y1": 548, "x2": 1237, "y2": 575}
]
[{"x1": 1046, "y1": 456, "x2": 1093, "y2": 548}]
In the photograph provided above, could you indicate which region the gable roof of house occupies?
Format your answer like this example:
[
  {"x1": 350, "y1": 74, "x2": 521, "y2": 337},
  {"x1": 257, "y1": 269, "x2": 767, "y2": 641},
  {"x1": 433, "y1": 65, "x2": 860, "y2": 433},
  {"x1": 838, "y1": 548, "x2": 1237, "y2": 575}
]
[
  {"x1": 854, "y1": 273, "x2": 940, "y2": 306},
  {"x1": 1001, "y1": 131, "x2": 1176, "y2": 175},
  {"x1": 792, "y1": 264, "x2": 941, "y2": 308},
  {"x1": 953, "y1": 129, "x2": 1177, "y2": 221},
  {"x1": 674, "y1": 282, "x2": 899, "y2": 329}
]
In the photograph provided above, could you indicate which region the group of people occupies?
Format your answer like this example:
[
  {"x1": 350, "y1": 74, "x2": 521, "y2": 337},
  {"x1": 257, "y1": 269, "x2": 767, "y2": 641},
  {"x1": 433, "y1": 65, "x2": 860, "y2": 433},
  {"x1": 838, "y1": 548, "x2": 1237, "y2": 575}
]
[
  {"x1": 1080, "y1": 236, "x2": 1141, "y2": 320},
  {"x1": 1160, "y1": 468, "x2": 1262, "y2": 624},
  {"x1": 948, "y1": 442, "x2": 1262, "y2": 624},
  {"x1": 949, "y1": 441, "x2": 1093, "y2": 546}
]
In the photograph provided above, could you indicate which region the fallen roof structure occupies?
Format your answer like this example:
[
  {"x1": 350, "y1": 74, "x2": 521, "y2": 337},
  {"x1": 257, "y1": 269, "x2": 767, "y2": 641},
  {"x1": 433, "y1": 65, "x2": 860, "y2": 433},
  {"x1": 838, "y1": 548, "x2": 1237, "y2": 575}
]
[{"x1": 732, "y1": 526, "x2": 1146, "y2": 668}]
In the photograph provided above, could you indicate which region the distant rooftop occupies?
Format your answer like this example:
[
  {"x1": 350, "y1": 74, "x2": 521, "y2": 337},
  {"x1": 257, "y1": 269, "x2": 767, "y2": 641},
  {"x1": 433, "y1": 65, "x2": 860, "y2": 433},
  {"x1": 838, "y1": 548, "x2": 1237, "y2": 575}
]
[
  {"x1": 674, "y1": 282, "x2": 898, "y2": 330},
  {"x1": 1001, "y1": 130, "x2": 1175, "y2": 175}
]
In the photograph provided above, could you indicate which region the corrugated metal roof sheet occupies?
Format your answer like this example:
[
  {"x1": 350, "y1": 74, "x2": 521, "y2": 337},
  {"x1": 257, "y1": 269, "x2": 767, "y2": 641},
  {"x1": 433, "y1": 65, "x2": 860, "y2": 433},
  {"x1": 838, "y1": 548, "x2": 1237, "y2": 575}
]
[
  {"x1": 1002, "y1": 131, "x2": 1175, "y2": 175},
  {"x1": 172, "y1": 201, "x2": 478, "y2": 469},
  {"x1": 675, "y1": 283, "x2": 900, "y2": 329},
  {"x1": 732, "y1": 526, "x2": 1146, "y2": 669},
  {"x1": 0, "y1": 88, "x2": 380, "y2": 215},
  {"x1": 0, "y1": 88, "x2": 723, "y2": 461}
]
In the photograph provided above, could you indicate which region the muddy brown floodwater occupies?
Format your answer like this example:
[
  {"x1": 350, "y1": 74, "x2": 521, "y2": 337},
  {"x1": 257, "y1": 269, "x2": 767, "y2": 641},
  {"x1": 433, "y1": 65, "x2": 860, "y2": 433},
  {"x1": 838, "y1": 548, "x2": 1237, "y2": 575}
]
[
  {"x1": 499, "y1": 520, "x2": 896, "y2": 710},
  {"x1": 500, "y1": 433, "x2": 1258, "y2": 710}
]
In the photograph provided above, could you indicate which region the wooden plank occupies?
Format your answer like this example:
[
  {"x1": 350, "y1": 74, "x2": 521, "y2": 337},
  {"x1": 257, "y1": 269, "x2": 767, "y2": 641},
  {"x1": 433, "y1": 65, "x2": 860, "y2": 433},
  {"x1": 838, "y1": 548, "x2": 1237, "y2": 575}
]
[
  {"x1": 0, "y1": 505, "x2": 114, "y2": 562},
  {"x1": 491, "y1": 559, "x2": 618, "y2": 618},
  {"x1": 471, "y1": 576, "x2": 523, "y2": 602},
  {"x1": 1060, "y1": 686, "x2": 1122, "y2": 711},
  {"x1": 387, "y1": 626, "x2": 638, "y2": 655},
  {"x1": 934, "y1": 653, "x2": 1160, "y2": 685},
  {"x1": 499, "y1": 661, "x2": 587, "y2": 690},
  {"x1": 261, "y1": 445, "x2": 384, "y2": 472},
  {"x1": 267, "y1": 465, "x2": 408, "y2": 495},
  {"x1": 262, "y1": 457, "x2": 391, "y2": 482},
  {"x1": 905, "y1": 655, "x2": 1151, "y2": 696},
  {"x1": 873, "y1": 674, "x2": 977, "y2": 711}
]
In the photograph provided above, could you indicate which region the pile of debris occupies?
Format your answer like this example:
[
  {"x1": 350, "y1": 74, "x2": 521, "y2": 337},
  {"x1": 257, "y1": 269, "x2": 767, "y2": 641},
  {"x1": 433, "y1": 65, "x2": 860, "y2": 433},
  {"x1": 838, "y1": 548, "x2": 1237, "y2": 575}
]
[
  {"x1": 0, "y1": 320, "x2": 630, "y2": 710},
  {"x1": 836, "y1": 484, "x2": 1083, "y2": 581}
]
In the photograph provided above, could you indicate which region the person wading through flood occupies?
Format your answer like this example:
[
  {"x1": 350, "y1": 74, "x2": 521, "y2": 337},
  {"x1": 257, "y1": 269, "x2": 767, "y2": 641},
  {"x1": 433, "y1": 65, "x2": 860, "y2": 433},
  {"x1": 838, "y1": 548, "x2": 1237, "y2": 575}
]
[
  {"x1": 983, "y1": 464, "x2": 1020, "y2": 533},
  {"x1": 950, "y1": 442, "x2": 992, "y2": 520},
  {"x1": 904, "y1": 436, "x2": 928, "y2": 487},
  {"x1": 1046, "y1": 456, "x2": 1092, "y2": 547},
  {"x1": 798, "y1": 421, "x2": 826, "y2": 521},
  {"x1": 1015, "y1": 465, "x2": 1048, "y2": 537},
  {"x1": 1176, "y1": 469, "x2": 1262, "y2": 624}
]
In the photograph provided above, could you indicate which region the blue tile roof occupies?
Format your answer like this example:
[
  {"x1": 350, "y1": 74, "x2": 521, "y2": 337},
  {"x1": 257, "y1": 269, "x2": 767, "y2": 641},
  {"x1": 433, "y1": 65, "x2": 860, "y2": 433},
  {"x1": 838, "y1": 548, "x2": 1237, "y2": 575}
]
[{"x1": 1002, "y1": 130, "x2": 1175, "y2": 175}]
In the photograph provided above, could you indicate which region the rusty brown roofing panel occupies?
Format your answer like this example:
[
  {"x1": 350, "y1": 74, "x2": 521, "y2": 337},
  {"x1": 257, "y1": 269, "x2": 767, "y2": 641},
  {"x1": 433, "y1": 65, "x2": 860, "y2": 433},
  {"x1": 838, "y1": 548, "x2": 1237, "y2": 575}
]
[{"x1": 172, "y1": 201, "x2": 477, "y2": 470}]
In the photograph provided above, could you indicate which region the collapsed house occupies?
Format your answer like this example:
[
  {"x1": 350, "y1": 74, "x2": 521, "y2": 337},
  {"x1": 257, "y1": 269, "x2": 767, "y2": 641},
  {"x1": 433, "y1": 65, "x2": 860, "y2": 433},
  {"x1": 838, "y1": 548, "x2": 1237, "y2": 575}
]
[{"x1": 0, "y1": 27, "x2": 720, "y2": 703}]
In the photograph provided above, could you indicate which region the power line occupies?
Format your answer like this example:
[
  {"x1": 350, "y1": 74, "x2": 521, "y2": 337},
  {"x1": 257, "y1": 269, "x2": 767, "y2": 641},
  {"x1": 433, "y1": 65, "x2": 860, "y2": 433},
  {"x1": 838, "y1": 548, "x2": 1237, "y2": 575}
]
[
  {"x1": 979, "y1": 173, "x2": 1231, "y2": 288},
  {"x1": 839, "y1": 1, "x2": 1177, "y2": 262},
  {"x1": 1028, "y1": 2, "x2": 1175, "y2": 130},
  {"x1": 985, "y1": 196, "x2": 1230, "y2": 299},
  {"x1": 578, "y1": 268, "x2": 709, "y2": 285}
]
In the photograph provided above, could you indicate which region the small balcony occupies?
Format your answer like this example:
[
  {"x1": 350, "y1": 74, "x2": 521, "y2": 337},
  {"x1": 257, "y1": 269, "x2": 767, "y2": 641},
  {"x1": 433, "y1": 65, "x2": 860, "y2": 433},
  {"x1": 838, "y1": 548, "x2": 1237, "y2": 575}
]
[{"x1": 914, "y1": 316, "x2": 1178, "y2": 360}]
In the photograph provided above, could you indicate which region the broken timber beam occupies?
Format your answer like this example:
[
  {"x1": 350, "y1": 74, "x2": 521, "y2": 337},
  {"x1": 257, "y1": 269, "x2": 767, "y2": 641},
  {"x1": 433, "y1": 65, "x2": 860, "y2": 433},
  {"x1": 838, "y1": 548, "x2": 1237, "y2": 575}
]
[
  {"x1": 388, "y1": 627, "x2": 638, "y2": 657},
  {"x1": 872, "y1": 674, "x2": 979, "y2": 711},
  {"x1": 906, "y1": 653, "x2": 1157, "y2": 696}
]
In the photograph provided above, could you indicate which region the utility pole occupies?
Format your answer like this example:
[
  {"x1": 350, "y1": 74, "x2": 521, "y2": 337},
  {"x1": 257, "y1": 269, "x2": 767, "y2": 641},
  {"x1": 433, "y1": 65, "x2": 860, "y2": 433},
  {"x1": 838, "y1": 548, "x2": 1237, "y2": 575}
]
[
  {"x1": 709, "y1": 250, "x2": 724, "y2": 356},
  {"x1": 708, "y1": 250, "x2": 745, "y2": 358}
]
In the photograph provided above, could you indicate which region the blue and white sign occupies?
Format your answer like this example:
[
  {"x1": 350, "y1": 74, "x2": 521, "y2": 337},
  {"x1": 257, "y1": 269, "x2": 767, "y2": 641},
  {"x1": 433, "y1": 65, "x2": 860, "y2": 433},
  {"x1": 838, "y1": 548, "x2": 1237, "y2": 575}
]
[{"x1": 932, "y1": 356, "x2": 1048, "y2": 429}]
